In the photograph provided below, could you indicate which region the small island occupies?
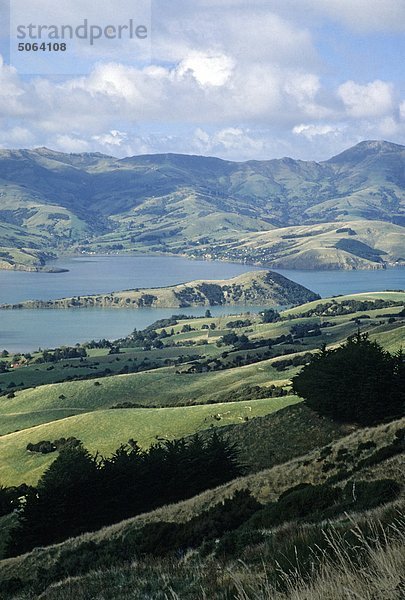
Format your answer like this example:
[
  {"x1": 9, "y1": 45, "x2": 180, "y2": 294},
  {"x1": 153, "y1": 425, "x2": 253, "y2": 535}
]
[{"x1": 0, "y1": 270, "x2": 319, "y2": 310}]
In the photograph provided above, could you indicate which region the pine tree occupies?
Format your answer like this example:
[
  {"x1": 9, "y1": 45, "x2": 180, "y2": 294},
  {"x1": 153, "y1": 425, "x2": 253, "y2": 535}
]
[
  {"x1": 292, "y1": 332, "x2": 404, "y2": 425},
  {"x1": 8, "y1": 445, "x2": 100, "y2": 555}
]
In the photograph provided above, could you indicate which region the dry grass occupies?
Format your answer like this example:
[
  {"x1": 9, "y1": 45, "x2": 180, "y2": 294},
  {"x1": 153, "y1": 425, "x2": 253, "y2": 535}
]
[
  {"x1": 10, "y1": 512, "x2": 404, "y2": 599},
  {"x1": 0, "y1": 415, "x2": 403, "y2": 587},
  {"x1": 229, "y1": 518, "x2": 405, "y2": 600}
]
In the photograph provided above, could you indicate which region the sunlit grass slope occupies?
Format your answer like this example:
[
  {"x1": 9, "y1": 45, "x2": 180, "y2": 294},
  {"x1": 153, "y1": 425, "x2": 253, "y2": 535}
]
[{"x1": 0, "y1": 396, "x2": 300, "y2": 486}]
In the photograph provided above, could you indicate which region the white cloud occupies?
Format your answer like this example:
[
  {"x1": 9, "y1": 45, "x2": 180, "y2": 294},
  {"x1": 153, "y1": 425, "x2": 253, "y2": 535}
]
[
  {"x1": 285, "y1": 73, "x2": 320, "y2": 104},
  {"x1": 399, "y1": 101, "x2": 405, "y2": 122},
  {"x1": 0, "y1": 127, "x2": 35, "y2": 148},
  {"x1": 93, "y1": 130, "x2": 128, "y2": 147},
  {"x1": 193, "y1": 127, "x2": 265, "y2": 157},
  {"x1": 0, "y1": 0, "x2": 404, "y2": 162},
  {"x1": 54, "y1": 135, "x2": 91, "y2": 153},
  {"x1": 376, "y1": 116, "x2": 400, "y2": 137},
  {"x1": 0, "y1": 57, "x2": 30, "y2": 118},
  {"x1": 293, "y1": 123, "x2": 344, "y2": 139},
  {"x1": 338, "y1": 80, "x2": 394, "y2": 118},
  {"x1": 176, "y1": 52, "x2": 234, "y2": 87}
]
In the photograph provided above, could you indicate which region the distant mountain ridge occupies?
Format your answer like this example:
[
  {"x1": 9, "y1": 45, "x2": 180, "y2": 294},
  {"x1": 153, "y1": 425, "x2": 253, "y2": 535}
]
[{"x1": 0, "y1": 140, "x2": 404, "y2": 270}]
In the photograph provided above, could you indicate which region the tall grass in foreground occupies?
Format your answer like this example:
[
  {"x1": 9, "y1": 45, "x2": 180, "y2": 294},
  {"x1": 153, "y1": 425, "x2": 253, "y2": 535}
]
[
  {"x1": 11, "y1": 513, "x2": 404, "y2": 599},
  {"x1": 230, "y1": 517, "x2": 405, "y2": 600}
]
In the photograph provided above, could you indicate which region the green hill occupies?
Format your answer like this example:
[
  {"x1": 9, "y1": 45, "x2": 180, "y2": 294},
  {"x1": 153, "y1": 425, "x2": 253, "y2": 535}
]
[
  {"x1": 0, "y1": 270, "x2": 319, "y2": 309},
  {"x1": 201, "y1": 220, "x2": 405, "y2": 269},
  {"x1": 0, "y1": 397, "x2": 300, "y2": 487},
  {"x1": 0, "y1": 289, "x2": 403, "y2": 486},
  {"x1": 0, "y1": 412, "x2": 402, "y2": 598},
  {"x1": 0, "y1": 288, "x2": 403, "y2": 598},
  {"x1": 0, "y1": 140, "x2": 404, "y2": 270}
]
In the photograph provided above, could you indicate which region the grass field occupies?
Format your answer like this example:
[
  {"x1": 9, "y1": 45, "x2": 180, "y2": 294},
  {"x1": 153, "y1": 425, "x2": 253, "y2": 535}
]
[
  {"x1": 0, "y1": 290, "x2": 403, "y2": 489},
  {"x1": 0, "y1": 413, "x2": 402, "y2": 586},
  {"x1": 369, "y1": 323, "x2": 405, "y2": 352},
  {"x1": 0, "y1": 396, "x2": 300, "y2": 486},
  {"x1": 0, "y1": 360, "x2": 295, "y2": 435},
  {"x1": 283, "y1": 291, "x2": 405, "y2": 316},
  {"x1": 0, "y1": 343, "x2": 222, "y2": 393}
]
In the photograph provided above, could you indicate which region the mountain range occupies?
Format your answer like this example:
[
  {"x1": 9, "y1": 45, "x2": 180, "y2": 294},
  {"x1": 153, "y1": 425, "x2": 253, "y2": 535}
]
[{"x1": 0, "y1": 140, "x2": 404, "y2": 270}]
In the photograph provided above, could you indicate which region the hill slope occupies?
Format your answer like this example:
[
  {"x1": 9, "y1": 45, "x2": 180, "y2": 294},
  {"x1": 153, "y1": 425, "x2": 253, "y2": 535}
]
[
  {"x1": 0, "y1": 412, "x2": 402, "y2": 595},
  {"x1": 0, "y1": 141, "x2": 404, "y2": 270},
  {"x1": 202, "y1": 220, "x2": 405, "y2": 269},
  {"x1": 0, "y1": 270, "x2": 319, "y2": 309}
]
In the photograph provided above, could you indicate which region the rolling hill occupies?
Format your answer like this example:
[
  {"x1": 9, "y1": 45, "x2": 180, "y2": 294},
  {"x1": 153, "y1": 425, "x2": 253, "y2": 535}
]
[
  {"x1": 0, "y1": 140, "x2": 404, "y2": 270},
  {"x1": 0, "y1": 290, "x2": 403, "y2": 487},
  {"x1": 0, "y1": 397, "x2": 300, "y2": 487},
  {"x1": 202, "y1": 220, "x2": 405, "y2": 269},
  {"x1": 0, "y1": 270, "x2": 320, "y2": 309},
  {"x1": 0, "y1": 412, "x2": 403, "y2": 599},
  {"x1": 0, "y1": 288, "x2": 403, "y2": 598}
]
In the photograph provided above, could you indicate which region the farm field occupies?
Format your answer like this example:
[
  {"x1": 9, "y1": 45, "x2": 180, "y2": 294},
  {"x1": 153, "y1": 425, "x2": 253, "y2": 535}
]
[{"x1": 0, "y1": 396, "x2": 300, "y2": 486}]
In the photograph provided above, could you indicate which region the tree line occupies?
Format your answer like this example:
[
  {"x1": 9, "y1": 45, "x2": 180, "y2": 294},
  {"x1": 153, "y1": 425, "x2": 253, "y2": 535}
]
[{"x1": 6, "y1": 433, "x2": 242, "y2": 556}]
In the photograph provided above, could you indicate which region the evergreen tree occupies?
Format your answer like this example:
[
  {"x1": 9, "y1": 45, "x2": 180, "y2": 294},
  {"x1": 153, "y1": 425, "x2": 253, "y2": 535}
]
[
  {"x1": 204, "y1": 431, "x2": 242, "y2": 487},
  {"x1": 292, "y1": 333, "x2": 404, "y2": 425},
  {"x1": 100, "y1": 442, "x2": 144, "y2": 523},
  {"x1": 8, "y1": 445, "x2": 100, "y2": 556},
  {"x1": 7, "y1": 435, "x2": 243, "y2": 556}
]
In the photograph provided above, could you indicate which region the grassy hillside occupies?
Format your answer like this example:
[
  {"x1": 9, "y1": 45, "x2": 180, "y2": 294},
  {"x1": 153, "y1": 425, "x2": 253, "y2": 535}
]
[
  {"x1": 0, "y1": 413, "x2": 402, "y2": 597},
  {"x1": 0, "y1": 270, "x2": 319, "y2": 309},
  {"x1": 183, "y1": 403, "x2": 348, "y2": 473},
  {"x1": 20, "y1": 513, "x2": 403, "y2": 600},
  {"x1": 283, "y1": 290, "x2": 405, "y2": 315},
  {"x1": 197, "y1": 220, "x2": 405, "y2": 269},
  {"x1": 0, "y1": 397, "x2": 300, "y2": 486},
  {"x1": 0, "y1": 141, "x2": 404, "y2": 270},
  {"x1": 0, "y1": 288, "x2": 402, "y2": 598},
  {"x1": 0, "y1": 359, "x2": 293, "y2": 430},
  {"x1": 0, "y1": 290, "x2": 403, "y2": 487}
]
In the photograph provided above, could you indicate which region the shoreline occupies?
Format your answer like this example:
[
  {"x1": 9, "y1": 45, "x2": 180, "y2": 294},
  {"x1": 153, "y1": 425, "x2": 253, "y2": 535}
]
[{"x1": 2, "y1": 247, "x2": 404, "y2": 274}]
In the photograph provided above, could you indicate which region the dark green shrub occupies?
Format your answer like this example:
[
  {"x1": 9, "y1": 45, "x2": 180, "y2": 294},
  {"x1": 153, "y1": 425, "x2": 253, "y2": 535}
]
[
  {"x1": 357, "y1": 443, "x2": 403, "y2": 468},
  {"x1": 336, "y1": 447, "x2": 349, "y2": 458},
  {"x1": 214, "y1": 528, "x2": 264, "y2": 558},
  {"x1": 278, "y1": 482, "x2": 312, "y2": 500},
  {"x1": 342, "y1": 479, "x2": 401, "y2": 511},
  {"x1": 246, "y1": 484, "x2": 337, "y2": 529},
  {"x1": 319, "y1": 445, "x2": 333, "y2": 459},
  {"x1": 356, "y1": 440, "x2": 377, "y2": 453},
  {"x1": 0, "y1": 578, "x2": 25, "y2": 595}
]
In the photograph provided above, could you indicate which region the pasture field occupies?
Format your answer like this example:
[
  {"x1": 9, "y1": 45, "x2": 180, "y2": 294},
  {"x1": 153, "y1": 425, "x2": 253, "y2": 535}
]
[
  {"x1": 0, "y1": 396, "x2": 300, "y2": 486},
  {"x1": 0, "y1": 290, "x2": 403, "y2": 488}
]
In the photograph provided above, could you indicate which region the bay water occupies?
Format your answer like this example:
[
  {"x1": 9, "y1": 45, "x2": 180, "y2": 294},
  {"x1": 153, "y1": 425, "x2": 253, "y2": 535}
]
[{"x1": 0, "y1": 255, "x2": 403, "y2": 352}]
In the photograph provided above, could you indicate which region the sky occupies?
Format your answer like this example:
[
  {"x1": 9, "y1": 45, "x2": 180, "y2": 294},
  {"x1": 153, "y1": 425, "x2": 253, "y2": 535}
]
[{"x1": 0, "y1": 0, "x2": 404, "y2": 161}]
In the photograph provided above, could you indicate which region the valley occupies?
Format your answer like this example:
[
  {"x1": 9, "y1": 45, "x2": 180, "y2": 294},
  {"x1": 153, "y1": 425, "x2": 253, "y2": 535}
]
[{"x1": 0, "y1": 142, "x2": 404, "y2": 600}]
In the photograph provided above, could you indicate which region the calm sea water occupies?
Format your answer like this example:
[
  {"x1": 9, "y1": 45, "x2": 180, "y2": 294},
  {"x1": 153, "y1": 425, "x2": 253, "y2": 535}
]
[
  {"x1": 0, "y1": 255, "x2": 261, "y2": 305},
  {"x1": 0, "y1": 255, "x2": 404, "y2": 352}
]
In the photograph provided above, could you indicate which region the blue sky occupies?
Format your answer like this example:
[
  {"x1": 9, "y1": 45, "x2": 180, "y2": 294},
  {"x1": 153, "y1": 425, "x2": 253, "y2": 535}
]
[{"x1": 0, "y1": 0, "x2": 404, "y2": 161}]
